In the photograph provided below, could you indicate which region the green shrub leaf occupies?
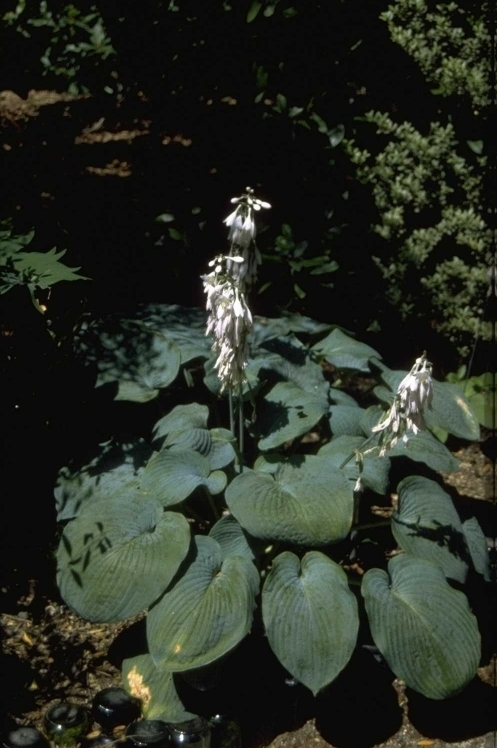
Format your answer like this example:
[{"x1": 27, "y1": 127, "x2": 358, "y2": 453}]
[{"x1": 262, "y1": 551, "x2": 359, "y2": 695}]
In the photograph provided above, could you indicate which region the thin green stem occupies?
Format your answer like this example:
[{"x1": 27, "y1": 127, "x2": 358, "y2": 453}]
[
  {"x1": 228, "y1": 387, "x2": 235, "y2": 435},
  {"x1": 339, "y1": 433, "x2": 377, "y2": 470},
  {"x1": 204, "y1": 486, "x2": 221, "y2": 522},
  {"x1": 238, "y1": 383, "x2": 244, "y2": 472},
  {"x1": 353, "y1": 519, "x2": 391, "y2": 532}
]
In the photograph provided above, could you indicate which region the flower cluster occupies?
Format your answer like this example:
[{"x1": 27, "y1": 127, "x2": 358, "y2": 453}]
[
  {"x1": 223, "y1": 187, "x2": 270, "y2": 288},
  {"x1": 202, "y1": 188, "x2": 270, "y2": 392},
  {"x1": 202, "y1": 255, "x2": 254, "y2": 391},
  {"x1": 372, "y1": 352, "x2": 434, "y2": 455}
]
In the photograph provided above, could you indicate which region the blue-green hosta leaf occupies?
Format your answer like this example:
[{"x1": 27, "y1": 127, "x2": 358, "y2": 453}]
[
  {"x1": 134, "y1": 303, "x2": 211, "y2": 364},
  {"x1": 462, "y1": 517, "x2": 491, "y2": 582},
  {"x1": 153, "y1": 406, "x2": 236, "y2": 470},
  {"x1": 359, "y1": 406, "x2": 460, "y2": 473},
  {"x1": 318, "y1": 435, "x2": 390, "y2": 495},
  {"x1": 57, "y1": 494, "x2": 191, "y2": 623},
  {"x1": 209, "y1": 514, "x2": 262, "y2": 561},
  {"x1": 251, "y1": 313, "x2": 332, "y2": 346},
  {"x1": 392, "y1": 476, "x2": 470, "y2": 583},
  {"x1": 225, "y1": 456, "x2": 353, "y2": 546},
  {"x1": 206, "y1": 470, "x2": 227, "y2": 495},
  {"x1": 362, "y1": 554, "x2": 481, "y2": 699},
  {"x1": 140, "y1": 449, "x2": 216, "y2": 506},
  {"x1": 123, "y1": 654, "x2": 196, "y2": 722},
  {"x1": 329, "y1": 387, "x2": 360, "y2": 406},
  {"x1": 54, "y1": 439, "x2": 152, "y2": 521},
  {"x1": 373, "y1": 362, "x2": 480, "y2": 441},
  {"x1": 252, "y1": 381, "x2": 329, "y2": 450},
  {"x1": 207, "y1": 428, "x2": 237, "y2": 470},
  {"x1": 153, "y1": 404, "x2": 209, "y2": 444},
  {"x1": 114, "y1": 380, "x2": 160, "y2": 402},
  {"x1": 329, "y1": 405, "x2": 366, "y2": 437},
  {"x1": 147, "y1": 536, "x2": 259, "y2": 670},
  {"x1": 254, "y1": 334, "x2": 330, "y2": 401},
  {"x1": 389, "y1": 430, "x2": 460, "y2": 472},
  {"x1": 311, "y1": 328, "x2": 381, "y2": 371},
  {"x1": 76, "y1": 317, "x2": 181, "y2": 397},
  {"x1": 263, "y1": 551, "x2": 359, "y2": 695}
]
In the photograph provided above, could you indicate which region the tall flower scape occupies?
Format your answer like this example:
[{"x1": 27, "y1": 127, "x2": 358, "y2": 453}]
[{"x1": 202, "y1": 188, "x2": 270, "y2": 393}]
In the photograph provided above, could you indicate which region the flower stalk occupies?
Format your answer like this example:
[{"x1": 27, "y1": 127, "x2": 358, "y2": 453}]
[{"x1": 202, "y1": 187, "x2": 270, "y2": 463}]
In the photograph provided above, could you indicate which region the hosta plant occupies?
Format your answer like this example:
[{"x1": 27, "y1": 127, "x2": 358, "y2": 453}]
[{"x1": 55, "y1": 193, "x2": 486, "y2": 723}]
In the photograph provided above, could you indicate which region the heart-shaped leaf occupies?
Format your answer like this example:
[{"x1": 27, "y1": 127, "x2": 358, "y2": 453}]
[
  {"x1": 373, "y1": 362, "x2": 480, "y2": 441},
  {"x1": 318, "y1": 435, "x2": 390, "y2": 494},
  {"x1": 362, "y1": 554, "x2": 481, "y2": 699},
  {"x1": 329, "y1": 405, "x2": 366, "y2": 437},
  {"x1": 209, "y1": 514, "x2": 262, "y2": 561},
  {"x1": 462, "y1": 517, "x2": 491, "y2": 582},
  {"x1": 225, "y1": 456, "x2": 353, "y2": 545},
  {"x1": 133, "y1": 303, "x2": 211, "y2": 364},
  {"x1": 147, "y1": 536, "x2": 259, "y2": 670},
  {"x1": 392, "y1": 476, "x2": 470, "y2": 583},
  {"x1": 140, "y1": 449, "x2": 214, "y2": 506},
  {"x1": 311, "y1": 328, "x2": 381, "y2": 371},
  {"x1": 123, "y1": 654, "x2": 196, "y2": 722},
  {"x1": 263, "y1": 551, "x2": 359, "y2": 695},
  {"x1": 153, "y1": 404, "x2": 209, "y2": 443},
  {"x1": 54, "y1": 439, "x2": 151, "y2": 521},
  {"x1": 252, "y1": 381, "x2": 329, "y2": 450},
  {"x1": 57, "y1": 494, "x2": 191, "y2": 622}
]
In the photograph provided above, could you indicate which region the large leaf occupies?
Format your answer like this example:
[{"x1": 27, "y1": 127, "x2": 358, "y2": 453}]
[
  {"x1": 208, "y1": 514, "x2": 262, "y2": 561},
  {"x1": 392, "y1": 476, "x2": 470, "y2": 583},
  {"x1": 462, "y1": 517, "x2": 491, "y2": 582},
  {"x1": 251, "y1": 381, "x2": 329, "y2": 450},
  {"x1": 153, "y1": 405, "x2": 236, "y2": 470},
  {"x1": 329, "y1": 405, "x2": 366, "y2": 437},
  {"x1": 311, "y1": 328, "x2": 381, "y2": 371},
  {"x1": 362, "y1": 554, "x2": 481, "y2": 699},
  {"x1": 123, "y1": 654, "x2": 196, "y2": 722},
  {"x1": 251, "y1": 313, "x2": 332, "y2": 345},
  {"x1": 75, "y1": 317, "x2": 181, "y2": 400},
  {"x1": 373, "y1": 362, "x2": 480, "y2": 441},
  {"x1": 255, "y1": 334, "x2": 330, "y2": 401},
  {"x1": 140, "y1": 449, "x2": 226, "y2": 506},
  {"x1": 153, "y1": 404, "x2": 209, "y2": 443},
  {"x1": 262, "y1": 551, "x2": 359, "y2": 695},
  {"x1": 359, "y1": 406, "x2": 460, "y2": 472},
  {"x1": 318, "y1": 435, "x2": 390, "y2": 495},
  {"x1": 134, "y1": 303, "x2": 211, "y2": 364},
  {"x1": 225, "y1": 456, "x2": 353, "y2": 546},
  {"x1": 57, "y1": 494, "x2": 191, "y2": 622},
  {"x1": 54, "y1": 438, "x2": 151, "y2": 521},
  {"x1": 147, "y1": 536, "x2": 259, "y2": 670}
]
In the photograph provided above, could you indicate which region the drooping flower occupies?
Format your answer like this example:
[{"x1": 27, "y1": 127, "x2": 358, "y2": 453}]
[
  {"x1": 224, "y1": 187, "x2": 270, "y2": 288},
  {"x1": 202, "y1": 255, "x2": 253, "y2": 391},
  {"x1": 202, "y1": 189, "x2": 270, "y2": 391},
  {"x1": 372, "y1": 352, "x2": 434, "y2": 455}
]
